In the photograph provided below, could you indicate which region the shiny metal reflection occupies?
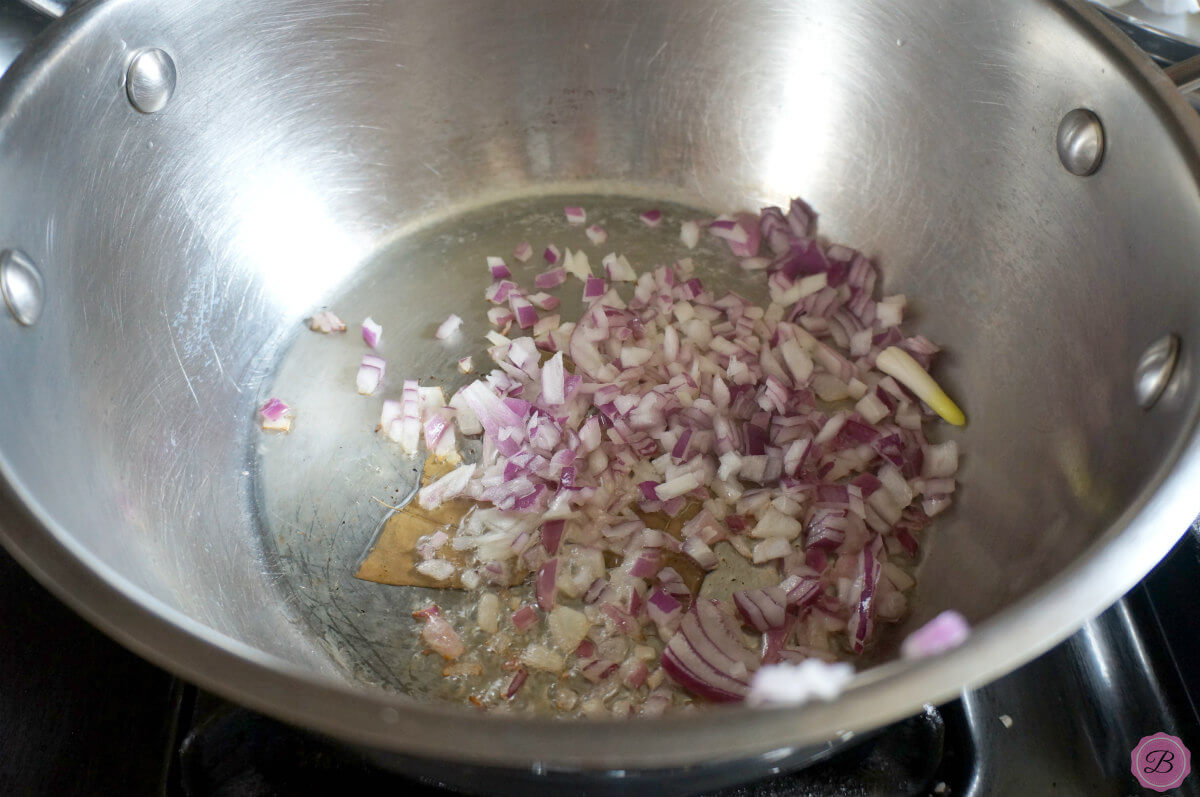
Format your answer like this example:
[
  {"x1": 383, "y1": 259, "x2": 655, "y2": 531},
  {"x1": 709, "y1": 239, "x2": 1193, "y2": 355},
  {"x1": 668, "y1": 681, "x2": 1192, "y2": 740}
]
[
  {"x1": 1056, "y1": 108, "x2": 1105, "y2": 176},
  {"x1": 1135, "y1": 334, "x2": 1180, "y2": 410},
  {"x1": 125, "y1": 48, "x2": 176, "y2": 113},
  {"x1": 0, "y1": 248, "x2": 43, "y2": 326}
]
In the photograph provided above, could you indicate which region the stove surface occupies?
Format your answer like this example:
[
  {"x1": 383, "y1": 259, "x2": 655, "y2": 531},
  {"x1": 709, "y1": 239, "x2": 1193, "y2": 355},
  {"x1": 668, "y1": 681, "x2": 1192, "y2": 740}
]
[{"x1": 4, "y1": 524, "x2": 1199, "y2": 796}]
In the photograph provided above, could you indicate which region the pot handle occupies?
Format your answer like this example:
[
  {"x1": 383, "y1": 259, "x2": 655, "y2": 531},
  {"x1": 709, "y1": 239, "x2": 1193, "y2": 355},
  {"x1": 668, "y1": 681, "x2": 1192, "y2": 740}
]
[
  {"x1": 13, "y1": 0, "x2": 66, "y2": 18},
  {"x1": 1165, "y1": 53, "x2": 1200, "y2": 95},
  {"x1": 0, "y1": 1, "x2": 60, "y2": 83}
]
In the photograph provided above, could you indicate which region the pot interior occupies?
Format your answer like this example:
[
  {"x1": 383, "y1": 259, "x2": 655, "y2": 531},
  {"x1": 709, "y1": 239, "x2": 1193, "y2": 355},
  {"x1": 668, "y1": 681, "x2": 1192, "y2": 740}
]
[{"x1": 1, "y1": 0, "x2": 1199, "y2": 756}]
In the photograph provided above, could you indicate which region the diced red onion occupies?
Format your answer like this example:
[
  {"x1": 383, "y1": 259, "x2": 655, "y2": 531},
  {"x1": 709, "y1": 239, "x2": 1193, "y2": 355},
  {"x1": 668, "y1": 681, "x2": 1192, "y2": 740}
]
[
  {"x1": 512, "y1": 605, "x2": 539, "y2": 632},
  {"x1": 534, "y1": 266, "x2": 566, "y2": 290},
  {"x1": 628, "y1": 549, "x2": 662, "y2": 579},
  {"x1": 259, "y1": 398, "x2": 290, "y2": 423},
  {"x1": 413, "y1": 604, "x2": 465, "y2": 660},
  {"x1": 487, "y1": 256, "x2": 511, "y2": 280},
  {"x1": 361, "y1": 316, "x2": 382, "y2": 348},
  {"x1": 536, "y1": 559, "x2": 558, "y2": 611},
  {"x1": 418, "y1": 463, "x2": 475, "y2": 510},
  {"x1": 682, "y1": 536, "x2": 718, "y2": 571},
  {"x1": 582, "y1": 658, "x2": 619, "y2": 683},
  {"x1": 901, "y1": 610, "x2": 970, "y2": 658},
  {"x1": 357, "y1": 359, "x2": 383, "y2": 395},
  {"x1": 564, "y1": 206, "x2": 586, "y2": 225},
  {"x1": 505, "y1": 668, "x2": 528, "y2": 698},
  {"x1": 513, "y1": 241, "x2": 533, "y2": 262},
  {"x1": 583, "y1": 276, "x2": 607, "y2": 300},
  {"x1": 640, "y1": 209, "x2": 662, "y2": 227},
  {"x1": 661, "y1": 601, "x2": 758, "y2": 702},
  {"x1": 509, "y1": 295, "x2": 538, "y2": 329},
  {"x1": 733, "y1": 587, "x2": 787, "y2": 632},
  {"x1": 586, "y1": 224, "x2": 607, "y2": 245}
]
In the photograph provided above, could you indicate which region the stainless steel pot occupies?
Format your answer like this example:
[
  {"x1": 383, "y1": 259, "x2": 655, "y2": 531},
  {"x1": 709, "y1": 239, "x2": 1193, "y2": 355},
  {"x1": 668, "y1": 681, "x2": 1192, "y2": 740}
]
[{"x1": 2, "y1": 0, "x2": 1200, "y2": 778}]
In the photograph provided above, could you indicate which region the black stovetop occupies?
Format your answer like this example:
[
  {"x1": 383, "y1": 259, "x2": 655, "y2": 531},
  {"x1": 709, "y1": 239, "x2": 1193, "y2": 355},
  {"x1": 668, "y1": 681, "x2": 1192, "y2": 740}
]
[{"x1": 3, "y1": 522, "x2": 1200, "y2": 796}]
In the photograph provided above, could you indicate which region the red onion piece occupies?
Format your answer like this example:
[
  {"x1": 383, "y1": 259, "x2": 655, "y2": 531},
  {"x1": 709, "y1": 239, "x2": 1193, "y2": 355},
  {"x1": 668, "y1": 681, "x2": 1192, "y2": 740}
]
[
  {"x1": 581, "y1": 659, "x2": 619, "y2": 683},
  {"x1": 361, "y1": 316, "x2": 382, "y2": 348},
  {"x1": 536, "y1": 559, "x2": 558, "y2": 611},
  {"x1": 513, "y1": 241, "x2": 533, "y2": 262},
  {"x1": 417, "y1": 463, "x2": 475, "y2": 510},
  {"x1": 639, "y1": 209, "x2": 662, "y2": 227},
  {"x1": 733, "y1": 586, "x2": 787, "y2": 632},
  {"x1": 586, "y1": 224, "x2": 608, "y2": 245},
  {"x1": 540, "y1": 519, "x2": 565, "y2": 555},
  {"x1": 543, "y1": 244, "x2": 561, "y2": 265},
  {"x1": 583, "y1": 276, "x2": 607, "y2": 300},
  {"x1": 901, "y1": 610, "x2": 970, "y2": 658},
  {"x1": 487, "y1": 256, "x2": 511, "y2": 280},
  {"x1": 620, "y1": 658, "x2": 649, "y2": 688},
  {"x1": 512, "y1": 605, "x2": 539, "y2": 632},
  {"x1": 661, "y1": 602, "x2": 758, "y2": 702},
  {"x1": 259, "y1": 398, "x2": 290, "y2": 422},
  {"x1": 628, "y1": 549, "x2": 662, "y2": 579},
  {"x1": 413, "y1": 604, "x2": 465, "y2": 660},
  {"x1": 564, "y1": 206, "x2": 586, "y2": 225},
  {"x1": 682, "y1": 536, "x2": 718, "y2": 571},
  {"x1": 505, "y1": 668, "x2": 528, "y2": 698},
  {"x1": 534, "y1": 266, "x2": 566, "y2": 290}
]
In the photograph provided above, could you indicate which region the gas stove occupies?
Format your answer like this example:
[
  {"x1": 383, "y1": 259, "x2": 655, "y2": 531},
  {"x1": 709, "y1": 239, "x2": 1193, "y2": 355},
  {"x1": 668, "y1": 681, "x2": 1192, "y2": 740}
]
[
  {"x1": 4, "y1": 522, "x2": 1199, "y2": 796},
  {"x1": 3, "y1": 5, "x2": 1200, "y2": 796}
]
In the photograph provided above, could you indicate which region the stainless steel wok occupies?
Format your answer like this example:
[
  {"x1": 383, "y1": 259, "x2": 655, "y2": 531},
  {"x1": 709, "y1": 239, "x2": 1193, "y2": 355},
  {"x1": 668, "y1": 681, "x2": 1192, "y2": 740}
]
[{"x1": 2, "y1": 0, "x2": 1200, "y2": 778}]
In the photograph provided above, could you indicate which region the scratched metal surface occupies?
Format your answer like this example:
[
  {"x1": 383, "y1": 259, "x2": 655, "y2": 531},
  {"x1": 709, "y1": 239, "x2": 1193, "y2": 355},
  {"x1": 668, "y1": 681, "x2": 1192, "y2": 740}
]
[{"x1": 1, "y1": 0, "x2": 1200, "y2": 770}]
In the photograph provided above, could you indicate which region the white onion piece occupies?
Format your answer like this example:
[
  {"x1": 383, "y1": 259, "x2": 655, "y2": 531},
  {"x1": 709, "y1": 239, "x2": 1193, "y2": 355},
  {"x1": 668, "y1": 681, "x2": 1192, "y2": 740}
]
[
  {"x1": 418, "y1": 464, "x2": 476, "y2": 510},
  {"x1": 476, "y1": 592, "x2": 501, "y2": 633},
  {"x1": 563, "y1": 249, "x2": 592, "y2": 281},
  {"x1": 309, "y1": 310, "x2": 346, "y2": 333},
  {"x1": 416, "y1": 559, "x2": 456, "y2": 581},
  {"x1": 747, "y1": 660, "x2": 854, "y2": 706},
  {"x1": 680, "y1": 220, "x2": 700, "y2": 249},
  {"x1": 435, "y1": 314, "x2": 463, "y2": 340}
]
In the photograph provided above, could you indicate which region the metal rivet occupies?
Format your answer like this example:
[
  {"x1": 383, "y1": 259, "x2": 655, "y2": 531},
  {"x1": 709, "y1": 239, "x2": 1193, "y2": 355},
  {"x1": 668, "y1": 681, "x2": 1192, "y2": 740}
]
[
  {"x1": 1057, "y1": 108, "x2": 1105, "y2": 176},
  {"x1": 0, "y1": 249, "x2": 44, "y2": 326},
  {"x1": 126, "y1": 48, "x2": 176, "y2": 114},
  {"x1": 1134, "y1": 334, "x2": 1180, "y2": 410}
]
